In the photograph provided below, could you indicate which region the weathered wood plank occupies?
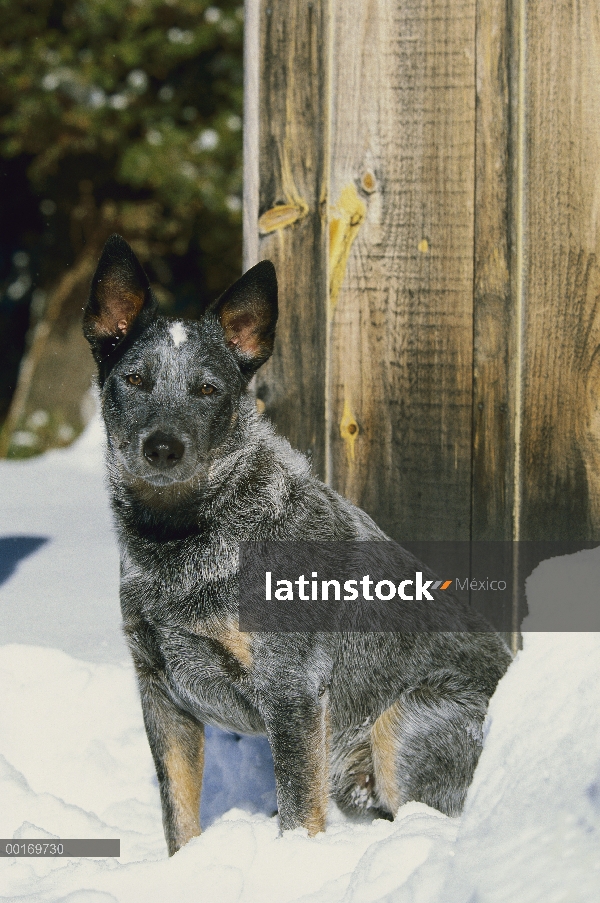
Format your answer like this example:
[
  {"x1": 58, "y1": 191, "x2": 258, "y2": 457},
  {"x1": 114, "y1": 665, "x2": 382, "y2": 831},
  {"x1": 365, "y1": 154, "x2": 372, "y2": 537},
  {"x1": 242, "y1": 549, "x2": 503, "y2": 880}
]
[
  {"x1": 328, "y1": 0, "x2": 477, "y2": 540},
  {"x1": 520, "y1": 0, "x2": 600, "y2": 540},
  {"x1": 251, "y1": 0, "x2": 330, "y2": 477},
  {"x1": 243, "y1": 0, "x2": 260, "y2": 273},
  {"x1": 471, "y1": 0, "x2": 513, "y2": 540}
]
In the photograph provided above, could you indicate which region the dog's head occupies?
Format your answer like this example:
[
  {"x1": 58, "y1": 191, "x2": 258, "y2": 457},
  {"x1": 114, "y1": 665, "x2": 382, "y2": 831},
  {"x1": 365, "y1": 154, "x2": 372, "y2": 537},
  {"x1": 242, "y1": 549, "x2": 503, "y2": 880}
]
[{"x1": 83, "y1": 234, "x2": 277, "y2": 488}]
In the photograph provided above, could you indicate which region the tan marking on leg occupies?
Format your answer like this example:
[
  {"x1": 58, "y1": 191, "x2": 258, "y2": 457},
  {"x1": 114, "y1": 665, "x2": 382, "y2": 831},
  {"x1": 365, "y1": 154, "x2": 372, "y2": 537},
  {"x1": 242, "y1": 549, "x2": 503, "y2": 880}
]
[
  {"x1": 305, "y1": 805, "x2": 326, "y2": 836},
  {"x1": 190, "y1": 618, "x2": 253, "y2": 671},
  {"x1": 305, "y1": 695, "x2": 330, "y2": 836},
  {"x1": 219, "y1": 621, "x2": 253, "y2": 670},
  {"x1": 165, "y1": 731, "x2": 204, "y2": 848},
  {"x1": 371, "y1": 702, "x2": 403, "y2": 815}
]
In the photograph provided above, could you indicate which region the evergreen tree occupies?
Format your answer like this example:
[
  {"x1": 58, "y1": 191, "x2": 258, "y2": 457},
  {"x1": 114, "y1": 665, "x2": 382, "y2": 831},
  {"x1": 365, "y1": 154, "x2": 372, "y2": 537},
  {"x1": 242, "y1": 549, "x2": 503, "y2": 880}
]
[{"x1": 0, "y1": 0, "x2": 243, "y2": 451}]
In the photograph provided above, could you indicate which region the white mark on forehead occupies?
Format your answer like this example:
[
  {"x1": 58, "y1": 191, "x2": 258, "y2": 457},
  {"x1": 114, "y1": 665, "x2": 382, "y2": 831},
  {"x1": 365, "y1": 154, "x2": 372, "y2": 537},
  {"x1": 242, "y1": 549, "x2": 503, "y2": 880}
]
[{"x1": 169, "y1": 321, "x2": 187, "y2": 348}]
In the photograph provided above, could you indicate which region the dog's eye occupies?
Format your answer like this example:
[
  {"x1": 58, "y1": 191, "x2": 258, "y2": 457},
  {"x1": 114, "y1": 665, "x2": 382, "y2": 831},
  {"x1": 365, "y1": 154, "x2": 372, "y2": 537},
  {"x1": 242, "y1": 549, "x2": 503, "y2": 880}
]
[
  {"x1": 200, "y1": 384, "x2": 215, "y2": 396},
  {"x1": 126, "y1": 374, "x2": 143, "y2": 387}
]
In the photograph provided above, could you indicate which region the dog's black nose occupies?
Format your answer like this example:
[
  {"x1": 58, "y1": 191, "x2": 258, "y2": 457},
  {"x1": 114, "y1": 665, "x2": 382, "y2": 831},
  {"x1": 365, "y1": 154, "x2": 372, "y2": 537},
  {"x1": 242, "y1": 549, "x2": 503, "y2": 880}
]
[{"x1": 143, "y1": 432, "x2": 185, "y2": 469}]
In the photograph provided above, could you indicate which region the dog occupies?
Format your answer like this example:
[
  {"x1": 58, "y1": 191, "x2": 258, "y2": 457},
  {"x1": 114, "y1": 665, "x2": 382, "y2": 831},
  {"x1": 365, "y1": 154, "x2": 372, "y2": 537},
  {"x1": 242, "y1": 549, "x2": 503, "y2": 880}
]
[{"x1": 83, "y1": 234, "x2": 512, "y2": 856}]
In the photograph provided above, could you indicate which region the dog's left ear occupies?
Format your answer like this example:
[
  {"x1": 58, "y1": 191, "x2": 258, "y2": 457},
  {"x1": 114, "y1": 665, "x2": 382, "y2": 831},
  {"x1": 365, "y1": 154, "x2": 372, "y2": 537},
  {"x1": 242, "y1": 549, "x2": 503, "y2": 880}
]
[
  {"x1": 209, "y1": 260, "x2": 278, "y2": 377},
  {"x1": 84, "y1": 234, "x2": 157, "y2": 364}
]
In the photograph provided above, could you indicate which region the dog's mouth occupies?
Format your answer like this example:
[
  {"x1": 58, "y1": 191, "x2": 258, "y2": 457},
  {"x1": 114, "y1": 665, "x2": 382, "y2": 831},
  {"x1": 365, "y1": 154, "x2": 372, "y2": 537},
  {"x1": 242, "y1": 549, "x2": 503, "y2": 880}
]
[
  {"x1": 117, "y1": 460, "x2": 211, "y2": 513},
  {"x1": 123, "y1": 472, "x2": 207, "y2": 510},
  {"x1": 134, "y1": 469, "x2": 200, "y2": 488}
]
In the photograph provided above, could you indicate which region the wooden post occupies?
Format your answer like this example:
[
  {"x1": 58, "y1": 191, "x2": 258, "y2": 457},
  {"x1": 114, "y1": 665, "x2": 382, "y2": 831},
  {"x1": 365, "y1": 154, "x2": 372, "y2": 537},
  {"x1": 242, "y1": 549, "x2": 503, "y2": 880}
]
[
  {"x1": 245, "y1": 0, "x2": 600, "y2": 548},
  {"x1": 518, "y1": 0, "x2": 600, "y2": 541},
  {"x1": 251, "y1": 0, "x2": 330, "y2": 479}
]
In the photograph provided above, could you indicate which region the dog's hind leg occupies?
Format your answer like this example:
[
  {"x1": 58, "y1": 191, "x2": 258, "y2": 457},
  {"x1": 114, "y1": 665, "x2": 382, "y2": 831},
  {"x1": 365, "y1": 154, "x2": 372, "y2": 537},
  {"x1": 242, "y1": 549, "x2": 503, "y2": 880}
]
[
  {"x1": 330, "y1": 724, "x2": 389, "y2": 819},
  {"x1": 371, "y1": 672, "x2": 488, "y2": 818},
  {"x1": 370, "y1": 703, "x2": 404, "y2": 816}
]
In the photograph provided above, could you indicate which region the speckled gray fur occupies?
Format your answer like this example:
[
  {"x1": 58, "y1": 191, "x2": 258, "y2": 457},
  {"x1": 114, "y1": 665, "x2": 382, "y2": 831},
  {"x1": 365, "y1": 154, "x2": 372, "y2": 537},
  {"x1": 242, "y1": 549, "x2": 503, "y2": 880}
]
[{"x1": 84, "y1": 235, "x2": 512, "y2": 856}]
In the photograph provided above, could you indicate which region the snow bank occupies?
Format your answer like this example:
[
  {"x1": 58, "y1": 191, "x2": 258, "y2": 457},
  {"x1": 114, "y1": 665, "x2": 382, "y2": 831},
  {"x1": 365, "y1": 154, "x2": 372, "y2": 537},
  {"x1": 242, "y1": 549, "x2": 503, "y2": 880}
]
[
  {"x1": 1, "y1": 417, "x2": 599, "y2": 902},
  {"x1": 0, "y1": 644, "x2": 456, "y2": 903},
  {"x1": 1, "y1": 635, "x2": 598, "y2": 903},
  {"x1": 407, "y1": 632, "x2": 600, "y2": 903}
]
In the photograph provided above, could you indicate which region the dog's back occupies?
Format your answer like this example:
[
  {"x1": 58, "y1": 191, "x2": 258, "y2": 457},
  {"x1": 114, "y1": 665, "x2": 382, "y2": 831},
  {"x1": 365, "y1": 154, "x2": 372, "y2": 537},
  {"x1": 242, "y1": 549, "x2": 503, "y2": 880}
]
[{"x1": 84, "y1": 235, "x2": 511, "y2": 854}]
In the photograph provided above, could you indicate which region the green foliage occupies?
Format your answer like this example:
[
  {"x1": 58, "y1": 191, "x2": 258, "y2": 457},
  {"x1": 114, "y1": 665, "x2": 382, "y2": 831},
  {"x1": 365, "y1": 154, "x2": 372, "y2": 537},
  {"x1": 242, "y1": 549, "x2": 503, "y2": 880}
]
[{"x1": 0, "y1": 0, "x2": 244, "y2": 306}]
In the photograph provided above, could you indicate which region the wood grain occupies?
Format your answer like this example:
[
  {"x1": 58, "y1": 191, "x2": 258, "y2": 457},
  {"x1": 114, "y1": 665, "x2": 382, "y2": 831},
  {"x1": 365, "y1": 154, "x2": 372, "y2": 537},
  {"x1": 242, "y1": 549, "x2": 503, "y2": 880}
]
[
  {"x1": 251, "y1": 0, "x2": 330, "y2": 477},
  {"x1": 471, "y1": 0, "x2": 513, "y2": 540},
  {"x1": 327, "y1": 0, "x2": 477, "y2": 540},
  {"x1": 244, "y1": 0, "x2": 600, "y2": 552},
  {"x1": 520, "y1": 0, "x2": 600, "y2": 540}
]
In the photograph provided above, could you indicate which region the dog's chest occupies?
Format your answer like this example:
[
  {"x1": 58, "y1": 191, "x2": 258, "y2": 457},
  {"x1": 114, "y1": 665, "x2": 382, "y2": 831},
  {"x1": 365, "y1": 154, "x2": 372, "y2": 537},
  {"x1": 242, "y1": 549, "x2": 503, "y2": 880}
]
[
  {"x1": 120, "y1": 546, "x2": 264, "y2": 734},
  {"x1": 157, "y1": 619, "x2": 265, "y2": 735}
]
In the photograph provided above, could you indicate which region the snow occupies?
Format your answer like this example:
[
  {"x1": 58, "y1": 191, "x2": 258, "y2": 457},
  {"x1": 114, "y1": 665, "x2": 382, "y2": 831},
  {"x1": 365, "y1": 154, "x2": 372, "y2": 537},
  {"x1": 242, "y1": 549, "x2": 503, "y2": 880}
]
[
  {"x1": 1, "y1": 418, "x2": 599, "y2": 902},
  {"x1": 439, "y1": 632, "x2": 600, "y2": 903}
]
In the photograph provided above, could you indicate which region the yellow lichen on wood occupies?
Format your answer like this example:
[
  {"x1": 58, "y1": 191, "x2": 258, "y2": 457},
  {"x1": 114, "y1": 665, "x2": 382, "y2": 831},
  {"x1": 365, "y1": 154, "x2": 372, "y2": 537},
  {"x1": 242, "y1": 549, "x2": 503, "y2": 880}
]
[
  {"x1": 340, "y1": 398, "x2": 359, "y2": 463},
  {"x1": 258, "y1": 202, "x2": 308, "y2": 234},
  {"x1": 329, "y1": 184, "x2": 366, "y2": 319}
]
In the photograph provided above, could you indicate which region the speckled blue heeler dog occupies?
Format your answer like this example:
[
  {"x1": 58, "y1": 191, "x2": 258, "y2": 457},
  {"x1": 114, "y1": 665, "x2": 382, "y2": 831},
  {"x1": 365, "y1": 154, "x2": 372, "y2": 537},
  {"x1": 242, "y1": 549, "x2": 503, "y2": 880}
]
[{"x1": 84, "y1": 234, "x2": 511, "y2": 856}]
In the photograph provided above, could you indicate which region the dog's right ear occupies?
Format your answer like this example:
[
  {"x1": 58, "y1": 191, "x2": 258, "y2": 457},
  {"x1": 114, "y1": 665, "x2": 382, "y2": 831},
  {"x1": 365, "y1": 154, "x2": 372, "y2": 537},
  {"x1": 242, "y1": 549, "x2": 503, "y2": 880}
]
[{"x1": 84, "y1": 234, "x2": 157, "y2": 364}]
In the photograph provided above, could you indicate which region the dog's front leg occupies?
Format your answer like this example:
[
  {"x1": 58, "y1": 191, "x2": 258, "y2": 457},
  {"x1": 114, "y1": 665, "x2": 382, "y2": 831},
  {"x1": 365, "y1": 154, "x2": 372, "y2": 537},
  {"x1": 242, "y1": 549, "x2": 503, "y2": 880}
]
[
  {"x1": 264, "y1": 691, "x2": 330, "y2": 836},
  {"x1": 136, "y1": 669, "x2": 205, "y2": 855}
]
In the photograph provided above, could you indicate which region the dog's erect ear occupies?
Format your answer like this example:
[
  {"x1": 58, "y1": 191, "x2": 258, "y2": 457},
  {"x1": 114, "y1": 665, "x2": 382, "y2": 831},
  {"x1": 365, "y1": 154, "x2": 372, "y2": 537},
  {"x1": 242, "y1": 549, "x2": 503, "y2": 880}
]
[
  {"x1": 209, "y1": 260, "x2": 278, "y2": 376},
  {"x1": 84, "y1": 234, "x2": 157, "y2": 363}
]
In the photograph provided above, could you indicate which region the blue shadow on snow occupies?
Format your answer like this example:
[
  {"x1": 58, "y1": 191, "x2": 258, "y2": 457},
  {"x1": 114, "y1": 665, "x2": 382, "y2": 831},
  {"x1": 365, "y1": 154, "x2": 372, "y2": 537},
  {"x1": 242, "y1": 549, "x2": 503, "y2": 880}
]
[
  {"x1": 0, "y1": 535, "x2": 49, "y2": 587},
  {"x1": 201, "y1": 725, "x2": 277, "y2": 827}
]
